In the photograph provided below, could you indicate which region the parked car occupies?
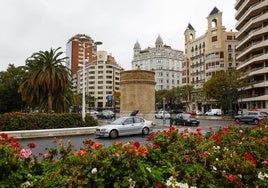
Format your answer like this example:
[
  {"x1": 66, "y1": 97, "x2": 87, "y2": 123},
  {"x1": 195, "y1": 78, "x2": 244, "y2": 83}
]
[
  {"x1": 95, "y1": 116, "x2": 153, "y2": 138},
  {"x1": 96, "y1": 110, "x2": 115, "y2": 119},
  {"x1": 87, "y1": 110, "x2": 99, "y2": 115},
  {"x1": 170, "y1": 113, "x2": 200, "y2": 126},
  {"x1": 155, "y1": 111, "x2": 171, "y2": 119},
  {"x1": 195, "y1": 110, "x2": 203, "y2": 116},
  {"x1": 234, "y1": 111, "x2": 266, "y2": 124},
  {"x1": 205, "y1": 109, "x2": 222, "y2": 116},
  {"x1": 184, "y1": 111, "x2": 196, "y2": 116}
]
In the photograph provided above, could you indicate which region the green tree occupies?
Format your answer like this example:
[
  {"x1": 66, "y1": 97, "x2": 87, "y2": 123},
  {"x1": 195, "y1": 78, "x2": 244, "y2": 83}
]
[
  {"x1": 180, "y1": 85, "x2": 194, "y2": 110},
  {"x1": 19, "y1": 47, "x2": 73, "y2": 113},
  {"x1": 0, "y1": 64, "x2": 26, "y2": 113},
  {"x1": 203, "y1": 69, "x2": 251, "y2": 112}
]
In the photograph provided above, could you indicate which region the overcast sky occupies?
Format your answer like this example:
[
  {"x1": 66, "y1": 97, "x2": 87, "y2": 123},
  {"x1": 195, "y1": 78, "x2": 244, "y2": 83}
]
[{"x1": 0, "y1": 0, "x2": 236, "y2": 71}]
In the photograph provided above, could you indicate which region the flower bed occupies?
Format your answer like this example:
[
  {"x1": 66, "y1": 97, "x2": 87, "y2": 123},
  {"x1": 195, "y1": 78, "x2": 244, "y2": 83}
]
[{"x1": 0, "y1": 122, "x2": 268, "y2": 187}]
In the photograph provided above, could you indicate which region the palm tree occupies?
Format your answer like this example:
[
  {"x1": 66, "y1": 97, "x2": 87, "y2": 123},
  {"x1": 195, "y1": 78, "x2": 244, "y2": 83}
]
[{"x1": 19, "y1": 47, "x2": 72, "y2": 113}]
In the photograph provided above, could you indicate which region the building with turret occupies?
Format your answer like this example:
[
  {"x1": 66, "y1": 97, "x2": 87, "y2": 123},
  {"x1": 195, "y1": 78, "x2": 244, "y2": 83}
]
[
  {"x1": 132, "y1": 35, "x2": 184, "y2": 90},
  {"x1": 183, "y1": 7, "x2": 239, "y2": 112}
]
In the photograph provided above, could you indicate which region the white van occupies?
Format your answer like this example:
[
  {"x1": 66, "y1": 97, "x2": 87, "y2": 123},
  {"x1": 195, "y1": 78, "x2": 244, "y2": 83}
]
[{"x1": 205, "y1": 109, "x2": 222, "y2": 116}]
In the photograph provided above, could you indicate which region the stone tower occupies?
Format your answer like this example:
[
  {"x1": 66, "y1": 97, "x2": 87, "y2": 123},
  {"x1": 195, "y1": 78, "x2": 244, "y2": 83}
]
[{"x1": 120, "y1": 70, "x2": 156, "y2": 122}]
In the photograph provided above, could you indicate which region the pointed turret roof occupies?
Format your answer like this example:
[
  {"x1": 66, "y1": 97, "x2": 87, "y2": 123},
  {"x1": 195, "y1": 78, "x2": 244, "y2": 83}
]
[
  {"x1": 134, "y1": 41, "x2": 141, "y2": 49},
  {"x1": 209, "y1": 6, "x2": 220, "y2": 16},
  {"x1": 186, "y1": 23, "x2": 195, "y2": 31}
]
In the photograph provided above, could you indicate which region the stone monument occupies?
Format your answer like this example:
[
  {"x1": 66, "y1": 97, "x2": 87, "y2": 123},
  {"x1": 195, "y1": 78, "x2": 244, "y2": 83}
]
[{"x1": 120, "y1": 69, "x2": 156, "y2": 123}]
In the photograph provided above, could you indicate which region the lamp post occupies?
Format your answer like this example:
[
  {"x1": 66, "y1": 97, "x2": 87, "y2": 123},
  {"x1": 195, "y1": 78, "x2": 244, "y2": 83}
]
[
  {"x1": 163, "y1": 97, "x2": 166, "y2": 124},
  {"x1": 228, "y1": 67, "x2": 233, "y2": 119},
  {"x1": 78, "y1": 36, "x2": 102, "y2": 121}
]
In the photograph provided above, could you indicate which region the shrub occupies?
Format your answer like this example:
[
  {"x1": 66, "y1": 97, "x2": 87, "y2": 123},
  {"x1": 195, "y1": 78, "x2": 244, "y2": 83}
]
[
  {"x1": 0, "y1": 113, "x2": 98, "y2": 131},
  {"x1": 0, "y1": 122, "x2": 267, "y2": 187}
]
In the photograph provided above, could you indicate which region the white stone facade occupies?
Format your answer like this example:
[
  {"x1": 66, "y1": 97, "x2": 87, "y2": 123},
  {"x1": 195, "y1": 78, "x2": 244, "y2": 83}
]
[{"x1": 131, "y1": 35, "x2": 184, "y2": 90}]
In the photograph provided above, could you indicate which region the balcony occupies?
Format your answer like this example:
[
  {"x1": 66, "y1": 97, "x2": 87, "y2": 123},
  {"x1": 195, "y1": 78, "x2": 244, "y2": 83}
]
[
  {"x1": 235, "y1": 1, "x2": 263, "y2": 29},
  {"x1": 236, "y1": 39, "x2": 267, "y2": 60},
  {"x1": 237, "y1": 53, "x2": 268, "y2": 69},
  {"x1": 236, "y1": 12, "x2": 268, "y2": 39}
]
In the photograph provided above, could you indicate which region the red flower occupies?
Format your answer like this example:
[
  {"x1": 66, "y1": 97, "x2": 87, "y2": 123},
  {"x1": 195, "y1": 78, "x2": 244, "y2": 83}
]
[
  {"x1": 139, "y1": 146, "x2": 148, "y2": 157},
  {"x1": 77, "y1": 150, "x2": 87, "y2": 157},
  {"x1": 133, "y1": 141, "x2": 140, "y2": 148},
  {"x1": 147, "y1": 133, "x2": 155, "y2": 141},
  {"x1": 212, "y1": 134, "x2": 221, "y2": 142},
  {"x1": 27, "y1": 142, "x2": 36, "y2": 149},
  {"x1": 91, "y1": 142, "x2": 103, "y2": 150},
  {"x1": 83, "y1": 139, "x2": 93, "y2": 145},
  {"x1": 0, "y1": 133, "x2": 8, "y2": 140},
  {"x1": 11, "y1": 142, "x2": 21, "y2": 149},
  {"x1": 196, "y1": 127, "x2": 202, "y2": 132},
  {"x1": 153, "y1": 144, "x2": 160, "y2": 149},
  {"x1": 227, "y1": 174, "x2": 234, "y2": 183},
  {"x1": 244, "y1": 152, "x2": 257, "y2": 166},
  {"x1": 9, "y1": 137, "x2": 17, "y2": 143},
  {"x1": 155, "y1": 184, "x2": 163, "y2": 188}
]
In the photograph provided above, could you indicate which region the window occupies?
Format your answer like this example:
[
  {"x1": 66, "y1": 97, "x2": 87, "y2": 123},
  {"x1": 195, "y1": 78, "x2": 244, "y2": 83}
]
[{"x1": 212, "y1": 36, "x2": 217, "y2": 42}]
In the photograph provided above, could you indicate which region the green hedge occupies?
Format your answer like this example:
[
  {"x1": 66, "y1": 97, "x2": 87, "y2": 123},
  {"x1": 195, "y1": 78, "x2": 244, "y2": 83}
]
[{"x1": 0, "y1": 112, "x2": 98, "y2": 131}]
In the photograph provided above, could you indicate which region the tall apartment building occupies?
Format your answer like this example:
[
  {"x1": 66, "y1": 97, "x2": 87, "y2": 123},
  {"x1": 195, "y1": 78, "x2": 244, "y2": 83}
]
[
  {"x1": 184, "y1": 7, "x2": 239, "y2": 111},
  {"x1": 66, "y1": 34, "x2": 123, "y2": 109},
  {"x1": 66, "y1": 34, "x2": 98, "y2": 75},
  {"x1": 132, "y1": 35, "x2": 184, "y2": 90},
  {"x1": 235, "y1": 0, "x2": 268, "y2": 111}
]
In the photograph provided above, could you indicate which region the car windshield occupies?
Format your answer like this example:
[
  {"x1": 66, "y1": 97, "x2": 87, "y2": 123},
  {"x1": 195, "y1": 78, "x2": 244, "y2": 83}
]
[{"x1": 260, "y1": 112, "x2": 268, "y2": 116}]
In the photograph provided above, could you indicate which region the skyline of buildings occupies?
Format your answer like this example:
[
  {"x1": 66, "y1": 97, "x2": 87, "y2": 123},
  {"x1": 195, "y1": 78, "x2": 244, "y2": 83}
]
[
  {"x1": 65, "y1": 2, "x2": 268, "y2": 111},
  {"x1": 66, "y1": 34, "x2": 123, "y2": 109}
]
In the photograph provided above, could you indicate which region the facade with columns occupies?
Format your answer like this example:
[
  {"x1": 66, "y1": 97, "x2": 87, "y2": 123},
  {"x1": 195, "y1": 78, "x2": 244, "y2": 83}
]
[{"x1": 131, "y1": 35, "x2": 184, "y2": 91}]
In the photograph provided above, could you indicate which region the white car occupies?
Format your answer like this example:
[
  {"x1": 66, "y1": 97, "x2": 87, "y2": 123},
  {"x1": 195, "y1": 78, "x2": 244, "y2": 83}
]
[
  {"x1": 205, "y1": 109, "x2": 222, "y2": 116},
  {"x1": 155, "y1": 111, "x2": 171, "y2": 119},
  {"x1": 87, "y1": 110, "x2": 99, "y2": 115},
  {"x1": 95, "y1": 116, "x2": 153, "y2": 138}
]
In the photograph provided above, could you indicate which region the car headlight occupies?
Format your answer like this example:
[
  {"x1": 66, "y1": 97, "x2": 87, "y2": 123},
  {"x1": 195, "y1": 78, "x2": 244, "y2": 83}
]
[{"x1": 100, "y1": 128, "x2": 107, "y2": 132}]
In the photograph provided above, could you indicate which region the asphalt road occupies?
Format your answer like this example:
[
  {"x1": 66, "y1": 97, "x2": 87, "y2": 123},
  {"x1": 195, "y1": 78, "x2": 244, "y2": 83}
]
[{"x1": 19, "y1": 118, "x2": 234, "y2": 157}]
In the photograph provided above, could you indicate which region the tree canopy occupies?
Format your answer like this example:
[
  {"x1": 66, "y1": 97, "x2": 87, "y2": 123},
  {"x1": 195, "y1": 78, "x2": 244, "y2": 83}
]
[
  {"x1": 19, "y1": 47, "x2": 73, "y2": 113},
  {"x1": 0, "y1": 64, "x2": 26, "y2": 113},
  {"x1": 203, "y1": 69, "x2": 251, "y2": 111}
]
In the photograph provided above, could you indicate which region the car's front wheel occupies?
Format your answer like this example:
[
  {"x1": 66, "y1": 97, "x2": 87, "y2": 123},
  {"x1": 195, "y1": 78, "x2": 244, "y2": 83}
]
[
  {"x1": 142, "y1": 127, "x2": 149, "y2": 135},
  {"x1": 235, "y1": 118, "x2": 240, "y2": 123},
  {"x1": 109, "y1": 129, "x2": 118, "y2": 139},
  {"x1": 253, "y1": 119, "x2": 259, "y2": 125}
]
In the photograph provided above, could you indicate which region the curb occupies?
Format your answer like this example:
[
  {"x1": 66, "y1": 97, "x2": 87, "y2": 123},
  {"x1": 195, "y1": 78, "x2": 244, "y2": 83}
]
[{"x1": 2, "y1": 127, "x2": 97, "y2": 140}]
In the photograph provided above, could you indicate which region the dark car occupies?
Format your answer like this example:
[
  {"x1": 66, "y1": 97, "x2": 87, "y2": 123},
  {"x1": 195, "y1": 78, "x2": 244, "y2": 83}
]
[
  {"x1": 96, "y1": 110, "x2": 115, "y2": 119},
  {"x1": 234, "y1": 111, "x2": 266, "y2": 125},
  {"x1": 170, "y1": 113, "x2": 200, "y2": 126}
]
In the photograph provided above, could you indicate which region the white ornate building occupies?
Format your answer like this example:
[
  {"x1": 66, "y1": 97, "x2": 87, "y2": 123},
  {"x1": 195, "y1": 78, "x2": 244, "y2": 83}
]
[{"x1": 131, "y1": 35, "x2": 184, "y2": 90}]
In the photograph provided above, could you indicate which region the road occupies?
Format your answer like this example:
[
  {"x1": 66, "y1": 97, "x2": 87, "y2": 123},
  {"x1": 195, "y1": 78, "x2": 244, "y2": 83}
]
[{"x1": 19, "y1": 118, "x2": 234, "y2": 157}]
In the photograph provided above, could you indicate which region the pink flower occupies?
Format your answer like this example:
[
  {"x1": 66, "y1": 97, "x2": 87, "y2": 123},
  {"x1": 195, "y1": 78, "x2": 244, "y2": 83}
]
[{"x1": 20, "y1": 149, "x2": 32, "y2": 159}]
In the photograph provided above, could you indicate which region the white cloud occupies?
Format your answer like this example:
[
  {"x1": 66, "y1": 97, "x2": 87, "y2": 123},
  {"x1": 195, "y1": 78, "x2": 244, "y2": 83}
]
[{"x1": 0, "y1": 0, "x2": 236, "y2": 71}]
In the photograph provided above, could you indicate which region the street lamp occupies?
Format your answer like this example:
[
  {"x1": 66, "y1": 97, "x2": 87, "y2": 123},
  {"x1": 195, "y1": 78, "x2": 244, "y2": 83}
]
[
  {"x1": 228, "y1": 67, "x2": 233, "y2": 119},
  {"x1": 163, "y1": 97, "x2": 166, "y2": 124},
  {"x1": 78, "y1": 36, "x2": 102, "y2": 121}
]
